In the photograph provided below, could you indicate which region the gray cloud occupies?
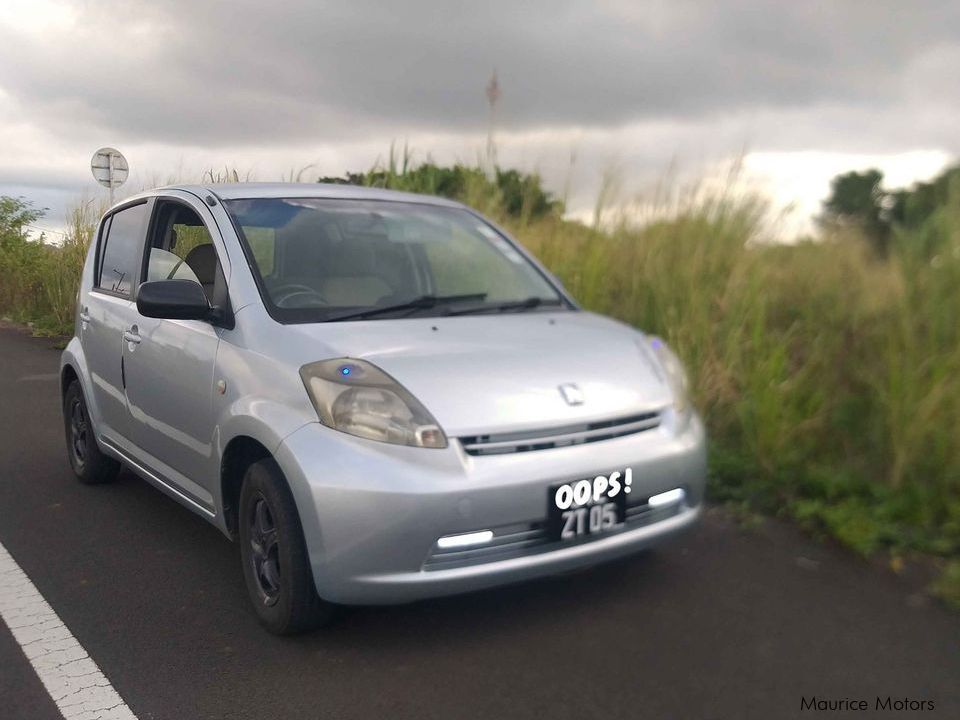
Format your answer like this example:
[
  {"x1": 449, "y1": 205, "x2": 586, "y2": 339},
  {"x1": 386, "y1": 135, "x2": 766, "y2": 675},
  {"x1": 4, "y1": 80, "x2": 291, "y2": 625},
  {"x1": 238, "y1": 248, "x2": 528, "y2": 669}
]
[
  {"x1": 2, "y1": 0, "x2": 959, "y2": 236},
  {"x1": 2, "y1": 0, "x2": 959, "y2": 149}
]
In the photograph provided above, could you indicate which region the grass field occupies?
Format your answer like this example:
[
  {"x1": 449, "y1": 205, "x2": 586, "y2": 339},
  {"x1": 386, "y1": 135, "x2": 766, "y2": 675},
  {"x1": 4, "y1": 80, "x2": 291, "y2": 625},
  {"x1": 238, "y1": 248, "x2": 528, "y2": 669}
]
[{"x1": 1, "y1": 165, "x2": 958, "y2": 605}]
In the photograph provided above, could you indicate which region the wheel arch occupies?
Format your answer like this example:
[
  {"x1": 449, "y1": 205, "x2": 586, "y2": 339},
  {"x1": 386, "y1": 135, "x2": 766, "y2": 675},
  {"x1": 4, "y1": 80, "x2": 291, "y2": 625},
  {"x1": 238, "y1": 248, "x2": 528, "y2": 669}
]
[
  {"x1": 214, "y1": 400, "x2": 316, "y2": 538},
  {"x1": 220, "y1": 435, "x2": 273, "y2": 538},
  {"x1": 59, "y1": 338, "x2": 100, "y2": 427},
  {"x1": 60, "y1": 363, "x2": 79, "y2": 398}
]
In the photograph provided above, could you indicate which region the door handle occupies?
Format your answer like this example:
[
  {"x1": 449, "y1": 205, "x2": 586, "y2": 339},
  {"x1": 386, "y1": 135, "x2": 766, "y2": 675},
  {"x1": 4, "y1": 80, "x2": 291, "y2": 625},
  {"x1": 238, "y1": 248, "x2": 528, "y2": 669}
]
[{"x1": 123, "y1": 327, "x2": 141, "y2": 345}]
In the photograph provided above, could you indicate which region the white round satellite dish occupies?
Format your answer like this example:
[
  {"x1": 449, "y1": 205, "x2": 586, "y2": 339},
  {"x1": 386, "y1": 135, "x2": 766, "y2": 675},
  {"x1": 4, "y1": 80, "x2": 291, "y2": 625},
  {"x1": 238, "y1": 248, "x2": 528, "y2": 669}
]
[{"x1": 90, "y1": 147, "x2": 129, "y2": 188}]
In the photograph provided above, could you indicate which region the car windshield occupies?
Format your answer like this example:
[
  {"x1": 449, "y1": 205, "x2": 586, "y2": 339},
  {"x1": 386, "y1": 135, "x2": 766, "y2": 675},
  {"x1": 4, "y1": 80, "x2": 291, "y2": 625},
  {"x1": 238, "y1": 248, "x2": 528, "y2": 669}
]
[{"x1": 224, "y1": 197, "x2": 567, "y2": 322}]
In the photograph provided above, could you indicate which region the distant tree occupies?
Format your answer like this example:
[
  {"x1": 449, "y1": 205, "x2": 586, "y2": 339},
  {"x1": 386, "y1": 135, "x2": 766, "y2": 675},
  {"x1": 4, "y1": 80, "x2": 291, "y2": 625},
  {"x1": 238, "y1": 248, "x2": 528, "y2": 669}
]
[
  {"x1": 494, "y1": 168, "x2": 559, "y2": 221},
  {"x1": 0, "y1": 196, "x2": 44, "y2": 250},
  {"x1": 820, "y1": 169, "x2": 890, "y2": 256},
  {"x1": 821, "y1": 163, "x2": 960, "y2": 259},
  {"x1": 885, "y1": 165, "x2": 960, "y2": 260},
  {"x1": 318, "y1": 161, "x2": 563, "y2": 221},
  {"x1": 316, "y1": 172, "x2": 367, "y2": 187},
  {"x1": 887, "y1": 165, "x2": 960, "y2": 229}
]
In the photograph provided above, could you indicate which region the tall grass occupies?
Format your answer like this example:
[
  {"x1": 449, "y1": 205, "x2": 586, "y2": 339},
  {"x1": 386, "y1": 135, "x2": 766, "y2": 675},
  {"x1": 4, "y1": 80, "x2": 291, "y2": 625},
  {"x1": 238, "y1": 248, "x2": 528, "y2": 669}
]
[
  {"x1": 447, "y1": 168, "x2": 956, "y2": 571},
  {"x1": 513, "y1": 195, "x2": 959, "y2": 562},
  {"x1": 1, "y1": 163, "x2": 958, "y2": 600},
  {"x1": 0, "y1": 197, "x2": 104, "y2": 334}
]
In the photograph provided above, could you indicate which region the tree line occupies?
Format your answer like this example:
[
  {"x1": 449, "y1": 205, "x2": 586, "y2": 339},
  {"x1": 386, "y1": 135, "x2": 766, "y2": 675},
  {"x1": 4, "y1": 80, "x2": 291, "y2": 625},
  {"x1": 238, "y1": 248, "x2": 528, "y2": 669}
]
[{"x1": 820, "y1": 164, "x2": 960, "y2": 258}]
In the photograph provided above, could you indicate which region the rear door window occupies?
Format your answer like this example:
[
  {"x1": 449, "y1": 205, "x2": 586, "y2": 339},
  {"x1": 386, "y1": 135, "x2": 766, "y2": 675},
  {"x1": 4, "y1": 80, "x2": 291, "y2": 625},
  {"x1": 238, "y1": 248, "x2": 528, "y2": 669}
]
[{"x1": 97, "y1": 202, "x2": 148, "y2": 297}]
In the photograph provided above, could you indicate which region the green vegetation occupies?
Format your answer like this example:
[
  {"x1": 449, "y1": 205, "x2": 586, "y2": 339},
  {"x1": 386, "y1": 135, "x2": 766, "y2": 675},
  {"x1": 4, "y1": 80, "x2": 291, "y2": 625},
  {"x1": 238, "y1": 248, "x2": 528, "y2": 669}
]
[
  {"x1": 1, "y1": 156, "x2": 958, "y2": 605},
  {"x1": 821, "y1": 162, "x2": 960, "y2": 260},
  {"x1": 318, "y1": 145, "x2": 563, "y2": 223},
  {"x1": 0, "y1": 197, "x2": 102, "y2": 335},
  {"x1": 820, "y1": 169, "x2": 891, "y2": 255}
]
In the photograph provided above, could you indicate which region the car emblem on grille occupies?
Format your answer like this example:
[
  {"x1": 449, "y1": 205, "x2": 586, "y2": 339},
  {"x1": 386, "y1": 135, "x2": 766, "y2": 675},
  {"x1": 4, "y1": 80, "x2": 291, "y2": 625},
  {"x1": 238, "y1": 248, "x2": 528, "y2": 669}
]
[{"x1": 558, "y1": 383, "x2": 584, "y2": 406}]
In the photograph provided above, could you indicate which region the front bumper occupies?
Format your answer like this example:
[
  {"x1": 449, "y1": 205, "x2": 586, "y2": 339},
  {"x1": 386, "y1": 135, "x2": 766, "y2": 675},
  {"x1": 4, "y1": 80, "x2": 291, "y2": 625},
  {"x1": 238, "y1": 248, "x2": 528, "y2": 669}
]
[{"x1": 275, "y1": 415, "x2": 707, "y2": 604}]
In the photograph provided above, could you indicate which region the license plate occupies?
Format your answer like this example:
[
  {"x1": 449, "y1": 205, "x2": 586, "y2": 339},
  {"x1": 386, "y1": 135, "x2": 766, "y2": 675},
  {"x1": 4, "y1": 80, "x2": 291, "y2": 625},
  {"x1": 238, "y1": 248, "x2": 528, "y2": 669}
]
[{"x1": 547, "y1": 468, "x2": 632, "y2": 542}]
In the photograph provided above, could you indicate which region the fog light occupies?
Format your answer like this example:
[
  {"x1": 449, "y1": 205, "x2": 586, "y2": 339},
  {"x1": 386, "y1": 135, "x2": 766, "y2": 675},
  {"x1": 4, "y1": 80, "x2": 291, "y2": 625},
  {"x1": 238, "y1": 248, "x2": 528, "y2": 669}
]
[
  {"x1": 648, "y1": 488, "x2": 685, "y2": 508},
  {"x1": 437, "y1": 530, "x2": 494, "y2": 549}
]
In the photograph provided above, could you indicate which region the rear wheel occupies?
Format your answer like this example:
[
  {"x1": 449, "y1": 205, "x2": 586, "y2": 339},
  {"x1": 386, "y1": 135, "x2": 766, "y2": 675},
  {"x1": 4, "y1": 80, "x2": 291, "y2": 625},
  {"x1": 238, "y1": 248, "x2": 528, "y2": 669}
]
[
  {"x1": 63, "y1": 380, "x2": 119, "y2": 484},
  {"x1": 238, "y1": 458, "x2": 333, "y2": 634}
]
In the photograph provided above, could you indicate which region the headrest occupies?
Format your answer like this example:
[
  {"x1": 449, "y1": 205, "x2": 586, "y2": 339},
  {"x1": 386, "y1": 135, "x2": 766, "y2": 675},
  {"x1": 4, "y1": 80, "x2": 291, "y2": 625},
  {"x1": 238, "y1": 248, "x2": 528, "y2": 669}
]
[{"x1": 184, "y1": 244, "x2": 217, "y2": 284}]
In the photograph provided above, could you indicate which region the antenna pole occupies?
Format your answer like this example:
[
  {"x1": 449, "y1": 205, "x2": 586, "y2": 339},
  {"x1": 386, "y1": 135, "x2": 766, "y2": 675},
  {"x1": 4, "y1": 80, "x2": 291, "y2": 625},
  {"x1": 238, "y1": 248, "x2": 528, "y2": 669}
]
[{"x1": 485, "y1": 69, "x2": 500, "y2": 168}]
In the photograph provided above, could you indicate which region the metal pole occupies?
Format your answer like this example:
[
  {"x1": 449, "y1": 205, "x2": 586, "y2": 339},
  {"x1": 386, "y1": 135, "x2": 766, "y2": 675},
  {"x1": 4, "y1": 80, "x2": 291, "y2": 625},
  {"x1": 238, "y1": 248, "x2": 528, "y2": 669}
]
[{"x1": 108, "y1": 152, "x2": 115, "y2": 206}]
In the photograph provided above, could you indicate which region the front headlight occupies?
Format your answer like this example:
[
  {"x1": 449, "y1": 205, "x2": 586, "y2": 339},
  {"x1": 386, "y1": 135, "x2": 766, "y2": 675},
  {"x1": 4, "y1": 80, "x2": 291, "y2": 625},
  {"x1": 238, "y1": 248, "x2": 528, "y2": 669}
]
[
  {"x1": 647, "y1": 336, "x2": 692, "y2": 426},
  {"x1": 299, "y1": 358, "x2": 447, "y2": 448}
]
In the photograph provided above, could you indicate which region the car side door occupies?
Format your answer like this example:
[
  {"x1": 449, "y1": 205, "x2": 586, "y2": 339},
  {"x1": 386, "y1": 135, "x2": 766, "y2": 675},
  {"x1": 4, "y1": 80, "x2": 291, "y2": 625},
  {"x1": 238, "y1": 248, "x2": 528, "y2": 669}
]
[
  {"x1": 120, "y1": 194, "x2": 230, "y2": 511},
  {"x1": 79, "y1": 200, "x2": 151, "y2": 448}
]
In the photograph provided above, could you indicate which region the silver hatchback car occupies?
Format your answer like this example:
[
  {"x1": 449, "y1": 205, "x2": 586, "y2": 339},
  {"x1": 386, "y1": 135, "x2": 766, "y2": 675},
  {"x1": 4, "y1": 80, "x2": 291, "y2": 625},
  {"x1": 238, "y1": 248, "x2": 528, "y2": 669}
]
[{"x1": 60, "y1": 183, "x2": 706, "y2": 634}]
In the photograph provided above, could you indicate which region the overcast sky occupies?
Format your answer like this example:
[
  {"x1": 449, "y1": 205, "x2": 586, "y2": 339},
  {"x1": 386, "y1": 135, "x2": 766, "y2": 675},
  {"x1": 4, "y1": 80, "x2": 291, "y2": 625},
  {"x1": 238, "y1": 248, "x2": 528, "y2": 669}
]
[{"x1": 2, "y1": 0, "x2": 958, "y2": 236}]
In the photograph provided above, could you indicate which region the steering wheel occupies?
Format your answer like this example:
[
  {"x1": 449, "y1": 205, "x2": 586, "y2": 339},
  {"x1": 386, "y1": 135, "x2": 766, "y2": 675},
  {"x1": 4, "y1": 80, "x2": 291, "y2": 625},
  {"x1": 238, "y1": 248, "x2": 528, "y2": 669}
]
[{"x1": 272, "y1": 284, "x2": 328, "y2": 308}]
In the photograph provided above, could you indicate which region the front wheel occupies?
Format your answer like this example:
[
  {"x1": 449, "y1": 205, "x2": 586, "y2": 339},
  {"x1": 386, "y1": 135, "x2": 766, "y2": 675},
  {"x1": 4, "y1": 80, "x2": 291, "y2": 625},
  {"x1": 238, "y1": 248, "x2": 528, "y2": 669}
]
[{"x1": 238, "y1": 458, "x2": 333, "y2": 634}]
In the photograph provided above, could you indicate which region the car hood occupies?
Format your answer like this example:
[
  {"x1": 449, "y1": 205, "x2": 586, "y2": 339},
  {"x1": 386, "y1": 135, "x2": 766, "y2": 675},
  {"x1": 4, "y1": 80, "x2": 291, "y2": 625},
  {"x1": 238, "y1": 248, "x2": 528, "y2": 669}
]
[{"x1": 281, "y1": 311, "x2": 671, "y2": 436}]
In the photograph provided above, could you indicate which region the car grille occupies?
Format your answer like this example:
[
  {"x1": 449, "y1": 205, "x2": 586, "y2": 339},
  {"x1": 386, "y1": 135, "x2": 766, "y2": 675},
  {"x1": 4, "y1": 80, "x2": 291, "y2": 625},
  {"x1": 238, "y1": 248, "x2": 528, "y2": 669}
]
[
  {"x1": 458, "y1": 412, "x2": 661, "y2": 456},
  {"x1": 422, "y1": 497, "x2": 683, "y2": 571}
]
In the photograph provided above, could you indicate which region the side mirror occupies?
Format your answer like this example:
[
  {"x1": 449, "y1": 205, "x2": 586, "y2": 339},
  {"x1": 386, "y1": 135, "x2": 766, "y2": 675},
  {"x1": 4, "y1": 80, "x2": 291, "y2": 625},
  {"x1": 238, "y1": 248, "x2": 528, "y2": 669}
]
[{"x1": 137, "y1": 279, "x2": 212, "y2": 321}]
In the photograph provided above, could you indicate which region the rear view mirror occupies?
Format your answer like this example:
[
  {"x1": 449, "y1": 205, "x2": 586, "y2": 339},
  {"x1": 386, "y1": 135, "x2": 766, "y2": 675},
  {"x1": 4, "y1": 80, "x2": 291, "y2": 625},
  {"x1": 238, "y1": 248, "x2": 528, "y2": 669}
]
[{"x1": 137, "y1": 279, "x2": 211, "y2": 321}]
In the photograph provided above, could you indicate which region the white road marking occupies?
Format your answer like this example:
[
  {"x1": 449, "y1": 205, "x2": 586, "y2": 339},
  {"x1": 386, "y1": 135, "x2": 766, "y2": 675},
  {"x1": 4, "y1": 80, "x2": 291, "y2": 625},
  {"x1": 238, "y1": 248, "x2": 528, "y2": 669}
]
[
  {"x1": 0, "y1": 541, "x2": 137, "y2": 720},
  {"x1": 19, "y1": 373, "x2": 60, "y2": 382}
]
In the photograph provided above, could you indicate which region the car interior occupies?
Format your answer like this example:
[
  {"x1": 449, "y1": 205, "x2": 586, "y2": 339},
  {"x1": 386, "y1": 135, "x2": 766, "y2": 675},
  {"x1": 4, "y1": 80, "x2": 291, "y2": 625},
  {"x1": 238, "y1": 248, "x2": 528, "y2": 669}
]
[
  {"x1": 266, "y1": 210, "x2": 429, "y2": 308},
  {"x1": 146, "y1": 203, "x2": 228, "y2": 308},
  {"x1": 224, "y1": 198, "x2": 558, "y2": 314}
]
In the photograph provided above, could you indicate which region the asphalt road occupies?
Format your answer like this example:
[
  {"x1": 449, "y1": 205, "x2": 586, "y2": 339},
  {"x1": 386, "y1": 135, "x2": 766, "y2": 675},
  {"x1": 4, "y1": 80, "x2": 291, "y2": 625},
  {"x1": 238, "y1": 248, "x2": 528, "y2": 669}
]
[{"x1": 0, "y1": 324, "x2": 957, "y2": 720}]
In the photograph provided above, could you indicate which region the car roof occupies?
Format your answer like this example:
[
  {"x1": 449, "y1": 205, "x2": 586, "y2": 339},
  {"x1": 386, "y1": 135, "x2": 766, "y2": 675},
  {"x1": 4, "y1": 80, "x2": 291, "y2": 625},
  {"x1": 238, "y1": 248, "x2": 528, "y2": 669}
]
[{"x1": 142, "y1": 182, "x2": 466, "y2": 208}]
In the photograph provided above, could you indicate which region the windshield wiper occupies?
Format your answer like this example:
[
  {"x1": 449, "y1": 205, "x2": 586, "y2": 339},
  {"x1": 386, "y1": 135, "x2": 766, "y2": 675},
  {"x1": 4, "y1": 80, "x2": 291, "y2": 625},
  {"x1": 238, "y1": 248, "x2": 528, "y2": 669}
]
[
  {"x1": 446, "y1": 296, "x2": 563, "y2": 316},
  {"x1": 324, "y1": 293, "x2": 489, "y2": 322}
]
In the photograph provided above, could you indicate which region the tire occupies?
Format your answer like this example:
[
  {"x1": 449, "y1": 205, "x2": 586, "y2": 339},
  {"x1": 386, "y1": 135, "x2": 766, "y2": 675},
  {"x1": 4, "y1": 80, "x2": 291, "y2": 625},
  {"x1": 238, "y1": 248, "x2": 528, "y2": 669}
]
[
  {"x1": 238, "y1": 458, "x2": 333, "y2": 634},
  {"x1": 63, "y1": 380, "x2": 120, "y2": 485}
]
